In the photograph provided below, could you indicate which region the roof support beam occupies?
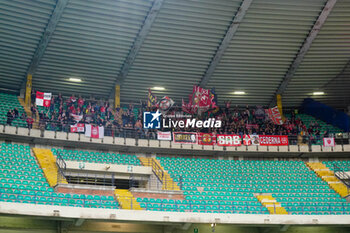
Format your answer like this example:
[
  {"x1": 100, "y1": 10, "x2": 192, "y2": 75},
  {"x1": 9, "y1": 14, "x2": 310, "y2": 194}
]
[
  {"x1": 110, "y1": 0, "x2": 164, "y2": 96},
  {"x1": 322, "y1": 60, "x2": 350, "y2": 88},
  {"x1": 199, "y1": 0, "x2": 254, "y2": 88},
  {"x1": 21, "y1": 0, "x2": 69, "y2": 87},
  {"x1": 270, "y1": 0, "x2": 337, "y2": 106}
]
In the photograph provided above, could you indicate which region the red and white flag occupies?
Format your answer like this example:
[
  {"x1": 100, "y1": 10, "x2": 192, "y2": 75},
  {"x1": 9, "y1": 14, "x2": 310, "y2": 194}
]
[
  {"x1": 265, "y1": 106, "x2": 284, "y2": 125},
  {"x1": 216, "y1": 134, "x2": 241, "y2": 146},
  {"x1": 36, "y1": 91, "x2": 51, "y2": 107},
  {"x1": 192, "y1": 85, "x2": 215, "y2": 114},
  {"x1": 243, "y1": 134, "x2": 251, "y2": 146},
  {"x1": 70, "y1": 123, "x2": 85, "y2": 133},
  {"x1": 323, "y1": 138, "x2": 335, "y2": 147},
  {"x1": 85, "y1": 124, "x2": 104, "y2": 139}
]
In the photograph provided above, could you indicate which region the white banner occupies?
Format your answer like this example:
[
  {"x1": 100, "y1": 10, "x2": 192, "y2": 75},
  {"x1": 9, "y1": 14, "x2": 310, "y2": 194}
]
[
  {"x1": 36, "y1": 91, "x2": 51, "y2": 107},
  {"x1": 323, "y1": 138, "x2": 335, "y2": 147},
  {"x1": 249, "y1": 135, "x2": 260, "y2": 145},
  {"x1": 85, "y1": 124, "x2": 104, "y2": 139},
  {"x1": 157, "y1": 131, "x2": 172, "y2": 141}
]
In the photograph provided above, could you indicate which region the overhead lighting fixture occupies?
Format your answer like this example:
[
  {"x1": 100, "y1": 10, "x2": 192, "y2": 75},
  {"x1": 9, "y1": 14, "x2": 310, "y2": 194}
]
[
  {"x1": 152, "y1": 87, "x2": 165, "y2": 91},
  {"x1": 69, "y1": 78, "x2": 82, "y2": 82},
  {"x1": 313, "y1": 91, "x2": 324, "y2": 95},
  {"x1": 233, "y1": 91, "x2": 246, "y2": 95}
]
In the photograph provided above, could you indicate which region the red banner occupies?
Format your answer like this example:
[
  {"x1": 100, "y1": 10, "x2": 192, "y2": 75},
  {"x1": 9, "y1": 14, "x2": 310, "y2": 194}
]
[
  {"x1": 246, "y1": 124, "x2": 259, "y2": 130},
  {"x1": 259, "y1": 135, "x2": 289, "y2": 146},
  {"x1": 70, "y1": 123, "x2": 84, "y2": 133},
  {"x1": 265, "y1": 106, "x2": 283, "y2": 125},
  {"x1": 216, "y1": 134, "x2": 241, "y2": 146},
  {"x1": 198, "y1": 133, "x2": 216, "y2": 145}
]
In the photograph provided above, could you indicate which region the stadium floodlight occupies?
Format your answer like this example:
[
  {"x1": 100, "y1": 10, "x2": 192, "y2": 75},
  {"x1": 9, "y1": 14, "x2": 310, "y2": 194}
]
[
  {"x1": 313, "y1": 91, "x2": 324, "y2": 95},
  {"x1": 152, "y1": 86, "x2": 165, "y2": 90},
  {"x1": 69, "y1": 78, "x2": 82, "y2": 82},
  {"x1": 233, "y1": 91, "x2": 246, "y2": 95}
]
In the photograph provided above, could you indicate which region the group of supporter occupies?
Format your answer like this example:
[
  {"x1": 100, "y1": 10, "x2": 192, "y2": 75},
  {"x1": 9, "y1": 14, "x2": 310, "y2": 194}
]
[
  {"x1": 6, "y1": 108, "x2": 21, "y2": 125},
  {"x1": 22, "y1": 92, "x2": 330, "y2": 142},
  {"x1": 29, "y1": 90, "x2": 144, "y2": 137}
]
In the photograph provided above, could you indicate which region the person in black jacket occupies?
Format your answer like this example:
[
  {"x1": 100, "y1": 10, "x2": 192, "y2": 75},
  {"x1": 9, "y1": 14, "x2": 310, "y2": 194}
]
[
  {"x1": 6, "y1": 110, "x2": 14, "y2": 125},
  {"x1": 13, "y1": 108, "x2": 19, "y2": 118}
]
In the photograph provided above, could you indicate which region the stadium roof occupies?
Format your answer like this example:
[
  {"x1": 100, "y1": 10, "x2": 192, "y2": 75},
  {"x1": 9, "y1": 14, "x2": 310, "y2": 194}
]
[{"x1": 0, "y1": 0, "x2": 349, "y2": 108}]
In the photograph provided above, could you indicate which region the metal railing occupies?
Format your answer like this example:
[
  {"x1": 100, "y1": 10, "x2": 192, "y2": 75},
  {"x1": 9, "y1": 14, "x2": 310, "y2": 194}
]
[
  {"x1": 141, "y1": 158, "x2": 164, "y2": 185},
  {"x1": 56, "y1": 152, "x2": 67, "y2": 185},
  {"x1": 334, "y1": 164, "x2": 350, "y2": 189},
  {"x1": 1, "y1": 116, "x2": 348, "y2": 146}
]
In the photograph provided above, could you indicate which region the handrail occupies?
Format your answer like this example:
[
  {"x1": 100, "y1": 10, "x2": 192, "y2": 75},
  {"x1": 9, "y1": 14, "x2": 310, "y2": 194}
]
[
  {"x1": 151, "y1": 159, "x2": 164, "y2": 184},
  {"x1": 56, "y1": 152, "x2": 67, "y2": 185},
  {"x1": 0, "y1": 119, "x2": 347, "y2": 146},
  {"x1": 333, "y1": 164, "x2": 350, "y2": 189}
]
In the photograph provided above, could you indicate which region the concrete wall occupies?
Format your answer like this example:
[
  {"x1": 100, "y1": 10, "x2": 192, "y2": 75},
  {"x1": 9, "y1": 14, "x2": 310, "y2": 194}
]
[
  {"x1": 1, "y1": 128, "x2": 350, "y2": 158},
  {"x1": 1, "y1": 214, "x2": 350, "y2": 233},
  {"x1": 65, "y1": 161, "x2": 152, "y2": 176},
  {"x1": 55, "y1": 184, "x2": 115, "y2": 196},
  {"x1": 132, "y1": 190, "x2": 184, "y2": 200}
]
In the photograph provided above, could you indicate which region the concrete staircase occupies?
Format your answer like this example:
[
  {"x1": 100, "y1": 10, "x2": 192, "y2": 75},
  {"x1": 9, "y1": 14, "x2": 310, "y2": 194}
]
[
  {"x1": 115, "y1": 189, "x2": 142, "y2": 210},
  {"x1": 18, "y1": 97, "x2": 39, "y2": 129},
  {"x1": 139, "y1": 157, "x2": 180, "y2": 191},
  {"x1": 307, "y1": 162, "x2": 350, "y2": 197},
  {"x1": 32, "y1": 148, "x2": 67, "y2": 186},
  {"x1": 256, "y1": 195, "x2": 288, "y2": 215}
]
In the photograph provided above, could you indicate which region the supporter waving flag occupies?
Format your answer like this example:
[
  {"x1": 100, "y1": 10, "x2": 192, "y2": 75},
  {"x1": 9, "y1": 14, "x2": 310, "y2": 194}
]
[
  {"x1": 147, "y1": 89, "x2": 157, "y2": 107},
  {"x1": 36, "y1": 91, "x2": 51, "y2": 107},
  {"x1": 265, "y1": 106, "x2": 284, "y2": 125}
]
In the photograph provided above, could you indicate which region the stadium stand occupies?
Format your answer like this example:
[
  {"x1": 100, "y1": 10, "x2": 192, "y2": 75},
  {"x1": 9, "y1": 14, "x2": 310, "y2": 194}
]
[
  {"x1": 324, "y1": 161, "x2": 350, "y2": 172},
  {"x1": 286, "y1": 113, "x2": 342, "y2": 134},
  {"x1": 1, "y1": 92, "x2": 345, "y2": 146},
  {"x1": 154, "y1": 157, "x2": 350, "y2": 215},
  {"x1": 0, "y1": 143, "x2": 119, "y2": 209},
  {"x1": 1, "y1": 142, "x2": 350, "y2": 215},
  {"x1": 51, "y1": 148, "x2": 141, "y2": 166},
  {"x1": 307, "y1": 162, "x2": 350, "y2": 198},
  {"x1": 0, "y1": 93, "x2": 27, "y2": 128},
  {"x1": 139, "y1": 157, "x2": 180, "y2": 191}
]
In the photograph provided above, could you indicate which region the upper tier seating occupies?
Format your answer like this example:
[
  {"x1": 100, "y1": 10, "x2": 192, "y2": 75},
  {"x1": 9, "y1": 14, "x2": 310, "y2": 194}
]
[
  {"x1": 286, "y1": 113, "x2": 342, "y2": 134},
  {"x1": 51, "y1": 148, "x2": 141, "y2": 166},
  {"x1": 0, "y1": 93, "x2": 26, "y2": 127},
  {"x1": 0, "y1": 143, "x2": 119, "y2": 209},
  {"x1": 157, "y1": 157, "x2": 350, "y2": 215}
]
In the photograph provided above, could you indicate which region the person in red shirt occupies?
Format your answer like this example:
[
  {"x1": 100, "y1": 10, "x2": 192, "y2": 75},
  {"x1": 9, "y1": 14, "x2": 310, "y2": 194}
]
[
  {"x1": 78, "y1": 96, "x2": 84, "y2": 107},
  {"x1": 26, "y1": 117, "x2": 34, "y2": 129},
  {"x1": 70, "y1": 94, "x2": 76, "y2": 103}
]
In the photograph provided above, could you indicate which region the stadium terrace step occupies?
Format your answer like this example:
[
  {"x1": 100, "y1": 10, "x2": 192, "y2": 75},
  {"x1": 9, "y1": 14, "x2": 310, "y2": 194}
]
[
  {"x1": 257, "y1": 195, "x2": 288, "y2": 215},
  {"x1": 17, "y1": 97, "x2": 39, "y2": 129},
  {"x1": 32, "y1": 148, "x2": 67, "y2": 186},
  {"x1": 307, "y1": 162, "x2": 350, "y2": 197},
  {"x1": 139, "y1": 157, "x2": 180, "y2": 191},
  {"x1": 115, "y1": 189, "x2": 142, "y2": 210}
]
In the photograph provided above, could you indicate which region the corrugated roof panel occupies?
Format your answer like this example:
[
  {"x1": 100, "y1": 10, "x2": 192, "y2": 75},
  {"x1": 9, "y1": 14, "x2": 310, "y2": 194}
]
[
  {"x1": 120, "y1": 0, "x2": 242, "y2": 104},
  {"x1": 33, "y1": 0, "x2": 154, "y2": 97},
  {"x1": 206, "y1": 0, "x2": 328, "y2": 106},
  {"x1": 0, "y1": 0, "x2": 56, "y2": 89},
  {"x1": 283, "y1": 0, "x2": 350, "y2": 108}
]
